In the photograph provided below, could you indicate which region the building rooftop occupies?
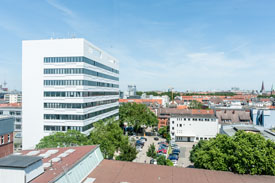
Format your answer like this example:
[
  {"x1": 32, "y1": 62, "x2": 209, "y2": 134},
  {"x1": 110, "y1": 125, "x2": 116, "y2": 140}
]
[
  {"x1": 222, "y1": 125, "x2": 275, "y2": 141},
  {"x1": 20, "y1": 145, "x2": 97, "y2": 183},
  {"x1": 86, "y1": 160, "x2": 275, "y2": 183},
  {"x1": 0, "y1": 155, "x2": 42, "y2": 168}
]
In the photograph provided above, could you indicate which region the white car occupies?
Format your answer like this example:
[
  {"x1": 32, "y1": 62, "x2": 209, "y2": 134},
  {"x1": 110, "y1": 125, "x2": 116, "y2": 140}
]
[{"x1": 171, "y1": 160, "x2": 177, "y2": 166}]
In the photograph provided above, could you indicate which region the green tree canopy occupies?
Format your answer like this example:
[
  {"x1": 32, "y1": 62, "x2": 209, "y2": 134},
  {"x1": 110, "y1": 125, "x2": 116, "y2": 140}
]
[
  {"x1": 147, "y1": 143, "x2": 157, "y2": 159},
  {"x1": 157, "y1": 155, "x2": 173, "y2": 166},
  {"x1": 36, "y1": 130, "x2": 89, "y2": 149},
  {"x1": 119, "y1": 102, "x2": 158, "y2": 131},
  {"x1": 158, "y1": 126, "x2": 171, "y2": 142},
  {"x1": 188, "y1": 100, "x2": 206, "y2": 109},
  {"x1": 88, "y1": 119, "x2": 128, "y2": 159},
  {"x1": 190, "y1": 131, "x2": 275, "y2": 175}
]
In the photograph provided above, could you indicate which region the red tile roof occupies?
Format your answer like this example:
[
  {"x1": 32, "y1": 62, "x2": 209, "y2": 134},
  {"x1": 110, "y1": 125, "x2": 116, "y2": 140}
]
[
  {"x1": 87, "y1": 160, "x2": 275, "y2": 183},
  {"x1": 0, "y1": 103, "x2": 21, "y2": 108},
  {"x1": 119, "y1": 99, "x2": 162, "y2": 105},
  {"x1": 20, "y1": 145, "x2": 97, "y2": 183}
]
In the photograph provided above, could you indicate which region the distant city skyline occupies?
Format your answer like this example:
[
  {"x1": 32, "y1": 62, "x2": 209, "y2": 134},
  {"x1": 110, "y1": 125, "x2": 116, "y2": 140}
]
[{"x1": 0, "y1": 0, "x2": 275, "y2": 91}]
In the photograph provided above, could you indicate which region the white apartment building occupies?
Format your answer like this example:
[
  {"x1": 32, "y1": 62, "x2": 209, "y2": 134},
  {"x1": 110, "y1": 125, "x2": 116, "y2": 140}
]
[
  {"x1": 170, "y1": 114, "x2": 219, "y2": 142},
  {"x1": 22, "y1": 38, "x2": 119, "y2": 149},
  {"x1": 4, "y1": 93, "x2": 22, "y2": 103}
]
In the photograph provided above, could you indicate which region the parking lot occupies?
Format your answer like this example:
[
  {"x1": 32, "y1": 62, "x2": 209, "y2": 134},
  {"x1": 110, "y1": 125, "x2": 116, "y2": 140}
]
[
  {"x1": 133, "y1": 135, "x2": 166, "y2": 163},
  {"x1": 132, "y1": 135, "x2": 196, "y2": 168}
]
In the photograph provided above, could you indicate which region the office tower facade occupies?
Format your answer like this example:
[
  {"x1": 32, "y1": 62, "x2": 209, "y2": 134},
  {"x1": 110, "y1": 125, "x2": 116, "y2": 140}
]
[{"x1": 22, "y1": 38, "x2": 119, "y2": 149}]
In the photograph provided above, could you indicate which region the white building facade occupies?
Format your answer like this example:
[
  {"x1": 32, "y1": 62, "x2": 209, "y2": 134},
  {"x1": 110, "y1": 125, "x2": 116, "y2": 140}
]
[
  {"x1": 4, "y1": 93, "x2": 22, "y2": 103},
  {"x1": 22, "y1": 38, "x2": 119, "y2": 149},
  {"x1": 170, "y1": 114, "x2": 219, "y2": 142}
]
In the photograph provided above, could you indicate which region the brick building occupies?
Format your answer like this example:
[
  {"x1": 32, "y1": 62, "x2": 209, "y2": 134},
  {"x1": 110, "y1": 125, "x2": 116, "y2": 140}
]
[{"x1": 0, "y1": 116, "x2": 14, "y2": 158}]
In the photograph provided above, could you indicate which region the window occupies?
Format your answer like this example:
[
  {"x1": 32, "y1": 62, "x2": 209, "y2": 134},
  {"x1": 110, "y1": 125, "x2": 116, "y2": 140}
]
[
  {"x1": 1, "y1": 136, "x2": 4, "y2": 144},
  {"x1": 172, "y1": 121, "x2": 174, "y2": 124},
  {"x1": 180, "y1": 124, "x2": 182, "y2": 127},
  {"x1": 184, "y1": 118, "x2": 186, "y2": 121},
  {"x1": 196, "y1": 137, "x2": 199, "y2": 140},
  {"x1": 8, "y1": 134, "x2": 10, "y2": 142},
  {"x1": 188, "y1": 118, "x2": 190, "y2": 121},
  {"x1": 172, "y1": 127, "x2": 174, "y2": 130}
]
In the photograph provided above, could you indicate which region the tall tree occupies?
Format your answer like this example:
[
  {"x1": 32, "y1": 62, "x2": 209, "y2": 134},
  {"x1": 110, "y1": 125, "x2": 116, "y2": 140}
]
[
  {"x1": 147, "y1": 143, "x2": 157, "y2": 159},
  {"x1": 119, "y1": 102, "x2": 158, "y2": 132},
  {"x1": 36, "y1": 130, "x2": 89, "y2": 149},
  {"x1": 88, "y1": 119, "x2": 127, "y2": 159},
  {"x1": 190, "y1": 131, "x2": 275, "y2": 175}
]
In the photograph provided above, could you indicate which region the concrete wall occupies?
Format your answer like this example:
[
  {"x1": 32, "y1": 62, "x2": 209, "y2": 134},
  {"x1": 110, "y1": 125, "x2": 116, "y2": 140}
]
[{"x1": 0, "y1": 167, "x2": 25, "y2": 183}]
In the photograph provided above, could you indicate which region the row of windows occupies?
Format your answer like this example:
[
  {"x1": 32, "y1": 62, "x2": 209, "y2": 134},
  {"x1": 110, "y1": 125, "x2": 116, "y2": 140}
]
[
  {"x1": 44, "y1": 106, "x2": 119, "y2": 120},
  {"x1": 44, "y1": 57, "x2": 119, "y2": 74},
  {"x1": 44, "y1": 68, "x2": 119, "y2": 81},
  {"x1": 44, "y1": 91, "x2": 119, "y2": 97},
  {"x1": 44, "y1": 80, "x2": 119, "y2": 88},
  {"x1": 44, "y1": 99, "x2": 118, "y2": 109},
  {"x1": 174, "y1": 118, "x2": 216, "y2": 122},
  {"x1": 44, "y1": 113, "x2": 119, "y2": 132},
  {"x1": 0, "y1": 135, "x2": 10, "y2": 145},
  {"x1": 0, "y1": 111, "x2": 21, "y2": 115}
]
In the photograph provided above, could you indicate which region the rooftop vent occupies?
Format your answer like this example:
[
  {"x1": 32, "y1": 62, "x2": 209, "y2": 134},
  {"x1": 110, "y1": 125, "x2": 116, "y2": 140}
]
[
  {"x1": 65, "y1": 149, "x2": 75, "y2": 154},
  {"x1": 43, "y1": 163, "x2": 51, "y2": 168},
  {"x1": 51, "y1": 157, "x2": 61, "y2": 163},
  {"x1": 27, "y1": 151, "x2": 40, "y2": 156},
  {"x1": 39, "y1": 153, "x2": 51, "y2": 159}
]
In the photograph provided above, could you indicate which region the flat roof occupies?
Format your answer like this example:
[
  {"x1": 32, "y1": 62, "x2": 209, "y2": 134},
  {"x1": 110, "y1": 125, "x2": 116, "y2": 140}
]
[
  {"x1": 86, "y1": 160, "x2": 275, "y2": 183},
  {"x1": 0, "y1": 155, "x2": 42, "y2": 168}
]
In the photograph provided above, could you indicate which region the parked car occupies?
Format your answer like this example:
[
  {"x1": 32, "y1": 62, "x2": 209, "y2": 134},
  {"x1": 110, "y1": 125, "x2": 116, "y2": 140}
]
[
  {"x1": 157, "y1": 149, "x2": 167, "y2": 154},
  {"x1": 168, "y1": 154, "x2": 179, "y2": 161},
  {"x1": 140, "y1": 137, "x2": 147, "y2": 141},
  {"x1": 136, "y1": 140, "x2": 144, "y2": 146},
  {"x1": 160, "y1": 144, "x2": 168, "y2": 148},
  {"x1": 171, "y1": 160, "x2": 178, "y2": 166},
  {"x1": 172, "y1": 149, "x2": 180, "y2": 154},
  {"x1": 150, "y1": 159, "x2": 157, "y2": 165},
  {"x1": 158, "y1": 141, "x2": 168, "y2": 145},
  {"x1": 154, "y1": 137, "x2": 159, "y2": 141}
]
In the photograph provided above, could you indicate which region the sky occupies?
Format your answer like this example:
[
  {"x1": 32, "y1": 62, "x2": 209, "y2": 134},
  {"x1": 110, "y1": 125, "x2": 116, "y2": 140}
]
[{"x1": 0, "y1": 0, "x2": 275, "y2": 92}]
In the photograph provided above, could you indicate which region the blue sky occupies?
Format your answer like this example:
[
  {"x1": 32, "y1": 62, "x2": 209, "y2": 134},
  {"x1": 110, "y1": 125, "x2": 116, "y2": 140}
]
[{"x1": 0, "y1": 0, "x2": 274, "y2": 92}]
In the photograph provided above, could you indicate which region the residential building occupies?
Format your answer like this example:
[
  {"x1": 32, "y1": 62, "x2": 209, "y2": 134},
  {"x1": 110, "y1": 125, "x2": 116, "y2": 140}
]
[
  {"x1": 85, "y1": 159, "x2": 275, "y2": 183},
  {"x1": 251, "y1": 108, "x2": 275, "y2": 129},
  {"x1": 22, "y1": 38, "x2": 119, "y2": 149},
  {"x1": 157, "y1": 108, "x2": 214, "y2": 129},
  {"x1": 221, "y1": 125, "x2": 275, "y2": 141},
  {"x1": 0, "y1": 103, "x2": 22, "y2": 132},
  {"x1": 0, "y1": 116, "x2": 14, "y2": 158},
  {"x1": 169, "y1": 111, "x2": 219, "y2": 142},
  {"x1": 215, "y1": 109, "x2": 252, "y2": 125},
  {"x1": 4, "y1": 93, "x2": 22, "y2": 103},
  {"x1": 0, "y1": 145, "x2": 103, "y2": 183}
]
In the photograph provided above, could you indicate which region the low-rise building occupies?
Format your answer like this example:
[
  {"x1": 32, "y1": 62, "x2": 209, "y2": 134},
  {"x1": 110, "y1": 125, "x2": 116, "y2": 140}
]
[
  {"x1": 170, "y1": 112, "x2": 219, "y2": 142},
  {"x1": 0, "y1": 145, "x2": 103, "y2": 183},
  {"x1": 215, "y1": 109, "x2": 252, "y2": 125},
  {"x1": 251, "y1": 108, "x2": 275, "y2": 129},
  {"x1": 0, "y1": 116, "x2": 14, "y2": 158},
  {"x1": 85, "y1": 159, "x2": 275, "y2": 183},
  {"x1": 0, "y1": 103, "x2": 22, "y2": 150},
  {"x1": 221, "y1": 125, "x2": 275, "y2": 141},
  {"x1": 4, "y1": 93, "x2": 22, "y2": 103}
]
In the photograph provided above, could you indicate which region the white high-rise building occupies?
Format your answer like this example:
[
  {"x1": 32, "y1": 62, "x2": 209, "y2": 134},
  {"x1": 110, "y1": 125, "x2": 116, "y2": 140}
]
[{"x1": 22, "y1": 38, "x2": 119, "y2": 149}]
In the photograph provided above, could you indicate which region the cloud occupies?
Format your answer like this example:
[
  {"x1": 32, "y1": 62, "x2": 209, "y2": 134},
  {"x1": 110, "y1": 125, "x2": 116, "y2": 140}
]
[{"x1": 46, "y1": 0, "x2": 74, "y2": 17}]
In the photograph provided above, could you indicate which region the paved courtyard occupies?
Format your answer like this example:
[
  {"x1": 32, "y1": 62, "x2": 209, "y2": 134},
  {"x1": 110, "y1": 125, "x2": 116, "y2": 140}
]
[
  {"x1": 175, "y1": 142, "x2": 196, "y2": 167},
  {"x1": 133, "y1": 136, "x2": 165, "y2": 164}
]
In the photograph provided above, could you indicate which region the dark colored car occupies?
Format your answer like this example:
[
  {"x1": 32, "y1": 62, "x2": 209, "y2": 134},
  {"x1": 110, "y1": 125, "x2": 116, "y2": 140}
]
[
  {"x1": 136, "y1": 140, "x2": 144, "y2": 146},
  {"x1": 172, "y1": 149, "x2": 180, "y2": 154},
  {"x1": 140, "y1": 137, "x2": 147, "y2": 141},
  {"x1": 168, "y1": 154, "x2": 179, "y2": 161},
  {"x1": 154, "y1": 137, "x2": 159, "y2": 141}
]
